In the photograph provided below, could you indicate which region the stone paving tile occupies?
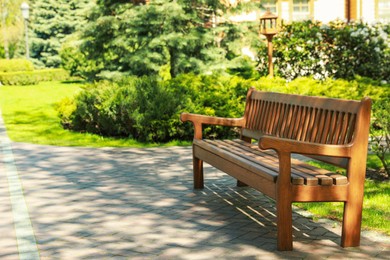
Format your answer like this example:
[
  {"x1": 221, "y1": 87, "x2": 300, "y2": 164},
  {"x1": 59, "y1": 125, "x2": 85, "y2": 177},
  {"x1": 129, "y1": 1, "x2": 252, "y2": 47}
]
[{"x1": 2, "y1": 142, "x2": 389, "y2": 259}]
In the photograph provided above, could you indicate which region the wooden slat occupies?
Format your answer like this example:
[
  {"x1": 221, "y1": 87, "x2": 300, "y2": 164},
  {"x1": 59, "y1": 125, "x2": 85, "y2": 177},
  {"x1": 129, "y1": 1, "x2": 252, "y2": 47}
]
[
  {"x1": 299, "y1": 106, "x2": 310, "y2": 142},
  {"x1": 326, "y1": 173, "x2": 348, "y2": 185},
  {"x1": 346, "y1": 114, "x2": 356, "y2": 143},
  {"x1": 327, "y1": 110, "x2": 339, "y2": 144},
  {"x1": 269, "y1": 102, "x2": 279, "y2": 135},
  {"x1": 292, "y1": 184, "x2": 348, "y2": 202},
  {"x1": 320, "y1": 110, "x2": 332, "y2": 144},
  {"x1": 337, "y1": 113, "x2": 352, "y2": 144}
]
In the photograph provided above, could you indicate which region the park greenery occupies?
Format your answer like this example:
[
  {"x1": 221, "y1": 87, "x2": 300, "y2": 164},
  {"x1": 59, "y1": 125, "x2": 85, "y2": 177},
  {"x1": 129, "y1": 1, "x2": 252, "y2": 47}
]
[
  {"x1": 0, "y1": 0, "x2": 388, "y2": 175},
  {"x1": 0, "y1": 80, "x2": 388, "y2": 235},
  {"x1": 0, "y1": 0, "x2": 90, "y2": 66},
  {"x1": 61, "y1": 0, "x2": 261, "y2": 80},
  {"x1": 0, "y1": 0, "x2": 389, "y2": 235},
  {"x1": 262, "y1": 20, "x2": 390, "y2": 82}
]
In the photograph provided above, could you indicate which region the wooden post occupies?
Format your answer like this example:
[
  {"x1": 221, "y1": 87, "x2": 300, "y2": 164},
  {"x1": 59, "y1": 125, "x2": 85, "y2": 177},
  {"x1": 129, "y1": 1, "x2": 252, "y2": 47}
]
[
  {"x1": 345, "y1": 0, "x2": 358, "y2": 22},
  {"x1": 266, "y1": 35, "x2": 274, "y2": 78}
]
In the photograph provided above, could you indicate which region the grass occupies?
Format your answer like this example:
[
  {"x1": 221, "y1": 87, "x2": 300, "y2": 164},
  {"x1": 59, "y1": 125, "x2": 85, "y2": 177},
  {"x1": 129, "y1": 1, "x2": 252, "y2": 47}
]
[
  {"x1": 0, "y1": 81, "x2": 189, "y2": 147},
  {"x1": 0, "y1": 81, "x2": 388, "y2": 235},
  {"x1": 295, "y1": 157, "x2": 390, "y2": 235}
]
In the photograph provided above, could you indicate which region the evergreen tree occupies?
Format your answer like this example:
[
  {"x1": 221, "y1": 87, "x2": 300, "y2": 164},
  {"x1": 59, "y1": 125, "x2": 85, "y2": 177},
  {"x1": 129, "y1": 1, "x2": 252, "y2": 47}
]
[
  {"x1": 29, "y1": 0, "x2": 91, "y2": 67},
  {"x1": 78, "y1": 0, "x2": 261, "y2": 79}
]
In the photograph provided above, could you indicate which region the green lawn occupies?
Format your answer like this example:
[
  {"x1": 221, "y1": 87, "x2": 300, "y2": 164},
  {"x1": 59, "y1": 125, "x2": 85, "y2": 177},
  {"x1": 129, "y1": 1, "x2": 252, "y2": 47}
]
[
  {"x1": 0, "y1": 81, "x2": 187, "y2": 147},
  {"x1": 296, "y1": 158, "x2": 390, "y2": 235},
  {"x1": 0, "y1": 81, "x2": 388, "y2": 235},
  {"x1": 295, "y1": 178, "x2": 389, "y2": 235}
]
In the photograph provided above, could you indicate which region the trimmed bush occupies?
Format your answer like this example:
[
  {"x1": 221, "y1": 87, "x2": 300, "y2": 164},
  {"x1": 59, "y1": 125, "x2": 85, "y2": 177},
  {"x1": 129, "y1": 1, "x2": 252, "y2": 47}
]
[
  {"x1": 0, "y1": 59, "x2": 34, "y2": 72},
  {"x1": 0, "y1": 69, "x2": 70, "y2": 86},
  {"x1": 0, "y1": 71, "x2": 39, "y2": 85}
]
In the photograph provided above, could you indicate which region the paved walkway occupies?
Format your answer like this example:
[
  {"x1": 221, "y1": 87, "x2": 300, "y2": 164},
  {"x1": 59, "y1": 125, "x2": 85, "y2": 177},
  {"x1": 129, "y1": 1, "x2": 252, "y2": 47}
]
[{"x1": 0, "y1": 116, "x2": 389, "y2": 259}]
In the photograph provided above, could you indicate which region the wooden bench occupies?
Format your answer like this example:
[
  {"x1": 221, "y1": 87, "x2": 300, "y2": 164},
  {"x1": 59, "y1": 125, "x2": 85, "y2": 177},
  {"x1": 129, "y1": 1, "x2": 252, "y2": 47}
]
[{"x1": 180, "y1": 88, "x2": 371, "y2": 251}]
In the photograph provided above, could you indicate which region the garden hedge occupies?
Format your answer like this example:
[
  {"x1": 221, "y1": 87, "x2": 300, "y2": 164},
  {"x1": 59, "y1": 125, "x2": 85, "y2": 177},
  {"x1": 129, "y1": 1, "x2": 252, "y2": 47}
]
[{"x1": 0, "y1": 69, "x2": 70, "y2": 86}]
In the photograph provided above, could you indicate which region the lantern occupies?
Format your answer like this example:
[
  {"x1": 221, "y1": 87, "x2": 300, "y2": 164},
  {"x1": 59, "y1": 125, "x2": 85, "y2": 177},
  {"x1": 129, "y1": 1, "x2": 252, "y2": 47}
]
[{"x1": 259, "y1": 9, "x2": 278, "y2": 77}]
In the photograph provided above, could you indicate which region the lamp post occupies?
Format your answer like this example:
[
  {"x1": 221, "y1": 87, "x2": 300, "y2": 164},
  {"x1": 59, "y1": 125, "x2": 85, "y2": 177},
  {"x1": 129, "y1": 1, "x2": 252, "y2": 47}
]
[
  {"x1": 259, "y1": 9, "x2": 278, "y2": 78},
  {"x1": 20, "y1": 2, "x2": 30, "y2": 59},
  {"x1": 2, "y1": 0, "x2": 9, "y2": 59}
]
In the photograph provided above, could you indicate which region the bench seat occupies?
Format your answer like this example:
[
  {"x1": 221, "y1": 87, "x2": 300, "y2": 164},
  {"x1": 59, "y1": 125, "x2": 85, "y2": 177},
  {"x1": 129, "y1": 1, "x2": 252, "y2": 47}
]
[
  {"x1": 194, "y1": 139, "x2": 349, "y2": 202},
  {"x1": 195, "y1": 139, "x2": 348, "y2": 186}
]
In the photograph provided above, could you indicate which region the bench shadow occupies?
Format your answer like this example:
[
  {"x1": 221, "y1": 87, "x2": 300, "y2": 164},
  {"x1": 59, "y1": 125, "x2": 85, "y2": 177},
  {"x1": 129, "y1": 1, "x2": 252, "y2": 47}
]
[{"x1": 10, "y1": 143, "x2": 388, "y2": 259}]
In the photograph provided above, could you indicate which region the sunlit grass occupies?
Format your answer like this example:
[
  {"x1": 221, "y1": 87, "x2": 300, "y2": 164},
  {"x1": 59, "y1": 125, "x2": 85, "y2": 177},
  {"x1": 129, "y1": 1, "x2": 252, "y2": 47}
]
[
  {"x1": 0, "y1": 81, "x2": 190, "y2": 148},
  {"x1": 295, "y1": 157, "x2": 390, "y2": 235}
]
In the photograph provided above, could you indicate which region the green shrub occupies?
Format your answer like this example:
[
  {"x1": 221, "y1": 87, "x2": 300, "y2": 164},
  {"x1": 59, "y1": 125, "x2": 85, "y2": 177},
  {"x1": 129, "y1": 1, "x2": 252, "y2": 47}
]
[
  {"x1": 131, "y1": 76, "x2": 185, "y2": 142},
  {"x1": 57, "y1": 74, "x2": 390, "y2": 144},
  {"x1": 0, "y1": 71, "x2": 40, "y2": 85},
  {"x1": 370, "y1": 98, "x2": 390, "y2": 176},
  {"x1": 68, "y1": 79, "x2": 137, "y2": 137},
  {"x1": 0, "y1": 59, "x2": 34, "y2": 72},
  {"x1": 260, "y1": 20, "x2": 390, "y2": 82},
  {"x1": 0, "y1": 68, "x2": 70, "y2": 86},
  {"x1": 33, "y1": 69, "x2": 70, "y2": 82},
  {"x1": 55, "y1": 97, "x2": 77, "y2": 129},
  {"x1": 57, "y1": 74, "x2": 252, "y2": 142}
]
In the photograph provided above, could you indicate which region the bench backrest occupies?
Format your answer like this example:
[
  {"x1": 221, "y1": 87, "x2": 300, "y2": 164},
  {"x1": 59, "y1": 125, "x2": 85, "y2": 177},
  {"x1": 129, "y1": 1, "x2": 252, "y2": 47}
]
[{"x1": 241, "y1": 89, "x2": 371, "y2": 166}]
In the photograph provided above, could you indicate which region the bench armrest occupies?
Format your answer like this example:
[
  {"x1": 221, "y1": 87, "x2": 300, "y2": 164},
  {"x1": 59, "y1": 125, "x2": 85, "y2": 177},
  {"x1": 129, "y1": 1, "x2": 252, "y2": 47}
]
[
  {"x1": 259, "y1": 136, "x2": 352, "y2": 158},
  {"x1": 259, "y1": 136, "x2": 353, "y2": 190},
  {"x1": 180, "y1": 113, "x2": 245, "y2": 139}
]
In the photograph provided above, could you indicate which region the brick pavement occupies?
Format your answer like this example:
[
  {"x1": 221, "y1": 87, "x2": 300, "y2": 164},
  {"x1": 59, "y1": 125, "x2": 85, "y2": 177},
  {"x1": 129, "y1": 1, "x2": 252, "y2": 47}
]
[{"x1": 1, "y1": 121, "x2": 389, "y2": 259}]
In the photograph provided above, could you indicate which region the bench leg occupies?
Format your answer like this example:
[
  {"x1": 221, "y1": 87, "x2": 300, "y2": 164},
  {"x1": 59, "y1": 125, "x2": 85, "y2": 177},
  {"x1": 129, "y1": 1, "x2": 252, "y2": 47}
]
[
  {"x1": 276, "y1": 153, "x2": 293, "y2": 251},
  {"x1": 341, "y1": 161, "x2": 364, "y2": 248},
  {"x1": 276, "y1": 200, "x2": 293, "y2": 251},
  {"x1": 341, "y1": 200, "x2": 362, "y2": 247},
  {"x1": 193, "y1": 156, "x2": 204, "y2": 189}
]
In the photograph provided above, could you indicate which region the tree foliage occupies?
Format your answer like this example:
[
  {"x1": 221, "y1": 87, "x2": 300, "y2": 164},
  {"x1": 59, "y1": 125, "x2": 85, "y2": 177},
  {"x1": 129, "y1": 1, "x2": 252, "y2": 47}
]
[
  {"x1": 0, "y1": 0, "x2": 25, "y2": 59},
  {"x1": 29, "y1": 0, "x2": 91, "y2": 68},
  {"x1": 70, "y1": 0, "x2": 260, "y2": 80}
]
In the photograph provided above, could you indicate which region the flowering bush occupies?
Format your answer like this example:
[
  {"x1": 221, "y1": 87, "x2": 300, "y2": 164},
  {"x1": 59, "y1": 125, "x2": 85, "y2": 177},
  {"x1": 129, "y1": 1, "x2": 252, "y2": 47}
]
[{"x1": 257, "y1": 20, "x2": 390, "y2": 82}]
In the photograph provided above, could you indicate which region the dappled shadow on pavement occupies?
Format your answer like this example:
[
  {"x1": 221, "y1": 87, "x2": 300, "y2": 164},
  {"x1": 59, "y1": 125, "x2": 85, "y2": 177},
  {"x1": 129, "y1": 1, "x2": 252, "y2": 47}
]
[{"x1": 8, "y1": 143, "x2": 390, "y2": 259}]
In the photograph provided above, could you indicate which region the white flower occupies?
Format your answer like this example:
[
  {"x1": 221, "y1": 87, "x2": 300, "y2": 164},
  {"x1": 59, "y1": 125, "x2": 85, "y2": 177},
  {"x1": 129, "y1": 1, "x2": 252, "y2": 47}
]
[{"x1": 320, "y1": 24, "x2": 329, "y2": 29}]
